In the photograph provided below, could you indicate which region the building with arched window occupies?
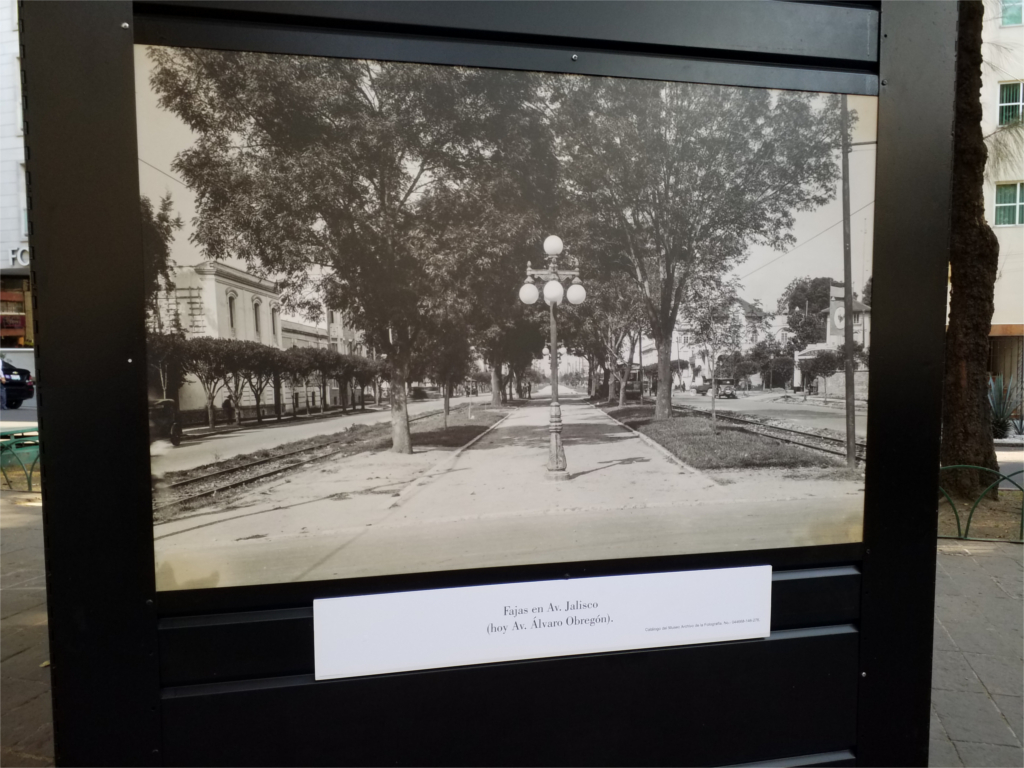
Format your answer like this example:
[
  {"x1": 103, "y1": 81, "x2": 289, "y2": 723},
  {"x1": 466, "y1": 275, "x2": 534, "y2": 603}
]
[{"x1": 152, "y1": 261, "x2": 366, "y2": 418}]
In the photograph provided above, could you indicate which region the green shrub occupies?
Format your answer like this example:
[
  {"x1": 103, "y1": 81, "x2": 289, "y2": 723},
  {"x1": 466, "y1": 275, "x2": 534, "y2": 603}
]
[{"x1": 989, "y1": 374, "x2": 1021, "y2": 439}]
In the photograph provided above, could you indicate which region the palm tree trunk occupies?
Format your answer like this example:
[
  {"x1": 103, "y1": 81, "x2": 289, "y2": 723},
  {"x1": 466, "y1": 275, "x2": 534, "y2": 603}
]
[{"x1": 941, "y1": 0, "x2": 1000, "y2": 497}]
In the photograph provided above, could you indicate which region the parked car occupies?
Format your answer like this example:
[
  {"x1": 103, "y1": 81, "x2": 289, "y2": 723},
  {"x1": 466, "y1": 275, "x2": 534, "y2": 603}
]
[
  {"x1": 1, "y1": 359, "x2": 35, "y2": 409},
  {"x1": 148, "y1": 399, "x2": 183, "y2": 445}
]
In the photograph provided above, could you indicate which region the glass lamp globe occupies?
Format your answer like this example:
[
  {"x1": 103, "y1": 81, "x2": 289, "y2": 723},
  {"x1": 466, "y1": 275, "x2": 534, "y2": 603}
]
[
  {"x1": 543, "y1": 279, "x2": 564, "y2": 306},
  {"x1": 519, "y1": 281, "x2": 539, "y2": 305},
  {"x1": 567, "y1": 281, "x2": 587, "y2": 305},
  {"x1": 543, "y1": 235, "x2": 563, "y2": 256}
]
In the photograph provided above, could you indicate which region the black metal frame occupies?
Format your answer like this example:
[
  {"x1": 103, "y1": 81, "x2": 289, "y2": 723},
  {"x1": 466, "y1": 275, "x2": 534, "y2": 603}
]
[{"x1": 19, "y1": 2, "x2": 957, "y2": 765}]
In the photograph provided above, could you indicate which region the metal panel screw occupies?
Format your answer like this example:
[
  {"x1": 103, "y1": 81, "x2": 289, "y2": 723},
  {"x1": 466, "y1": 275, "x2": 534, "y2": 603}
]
[
  {"x1": 121, "y1": 22, "x2": 129, "y2": 29},
  {"x1": 861, "y1": 671, "x2": 867, "y2": 678},
  {"x1": 881, "y1": 80, "x2": 887, "y2": 86},
  {"x1": 571, "y1": 54, "x2": 578, "y2": 61}
]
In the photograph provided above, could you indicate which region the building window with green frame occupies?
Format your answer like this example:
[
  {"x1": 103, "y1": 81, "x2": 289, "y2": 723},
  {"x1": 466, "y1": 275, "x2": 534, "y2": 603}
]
[
  {"x1": 998, "y1": 82, "x2": 1022, "y2": 125},
  {"x1": 1002, "y1": 0, "x2": 1022, "y2": 26},
  {"x1": 995, "y1": 182, "x2": 1023, "y2": 226}
]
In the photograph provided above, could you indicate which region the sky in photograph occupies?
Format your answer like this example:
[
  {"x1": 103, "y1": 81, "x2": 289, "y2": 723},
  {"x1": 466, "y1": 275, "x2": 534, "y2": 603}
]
[{"x1": 134, "y1": 47, "x2": 878, "y2": 327}]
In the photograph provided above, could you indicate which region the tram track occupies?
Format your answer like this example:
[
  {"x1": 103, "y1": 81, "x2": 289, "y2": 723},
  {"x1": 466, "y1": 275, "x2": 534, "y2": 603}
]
[
  {"x1": 671, "y1": 403, "x2": 866, "y2": 463},
  {"x1": 153, "y1": 405, "x2": 465, "y2": 511}
]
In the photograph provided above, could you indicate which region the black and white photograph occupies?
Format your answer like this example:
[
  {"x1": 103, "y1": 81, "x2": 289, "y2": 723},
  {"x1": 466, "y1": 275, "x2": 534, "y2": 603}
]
[{"x1": 137, "y1": 45, "x2": 878, "y2": 592}]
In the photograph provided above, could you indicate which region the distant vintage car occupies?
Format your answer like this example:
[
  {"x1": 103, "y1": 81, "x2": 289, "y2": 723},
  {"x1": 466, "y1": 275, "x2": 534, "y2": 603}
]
[
  {"x1": 694, "y1": 378, "x2": 738, "y2": 398},
  {"x1": 1, "y1": 359, "x2": 35, "y2": 409},
  {"x1": 717, "y1": 380, "x2": 739, "y2": 399},
  {"x1": 148, "y1": 399, "x2": 183, "y2": 446}
]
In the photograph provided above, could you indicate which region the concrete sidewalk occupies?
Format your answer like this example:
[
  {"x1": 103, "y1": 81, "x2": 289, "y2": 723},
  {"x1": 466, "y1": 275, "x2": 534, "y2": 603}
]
[
  {"x1": 0, "y1": 492, "x2": 51, "y2": 767},
  {"x1": 2, "y1": 485, "x2": 1021, "y2": 766},
  {"x1": 929, "y1": 540, "x2": 1023, "y2": 767}
]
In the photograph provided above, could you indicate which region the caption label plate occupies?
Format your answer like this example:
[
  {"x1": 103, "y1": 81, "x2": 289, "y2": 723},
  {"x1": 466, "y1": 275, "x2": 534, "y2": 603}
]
[{"x1": 314, "y1": 566, "x2": 772, "y2": 680}]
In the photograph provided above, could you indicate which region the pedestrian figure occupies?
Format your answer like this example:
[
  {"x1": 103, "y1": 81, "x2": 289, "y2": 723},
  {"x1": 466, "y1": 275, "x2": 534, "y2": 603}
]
[
  {"x1": 222, "y1": 395, "x2": 235, "y2": 425},
  {"x1": 0, "y1": 364, "x2": 7, "y2": 410}
]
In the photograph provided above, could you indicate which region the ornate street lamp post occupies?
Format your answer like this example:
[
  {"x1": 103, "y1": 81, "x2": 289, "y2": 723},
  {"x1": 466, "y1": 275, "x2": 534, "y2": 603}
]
[{"x1": 519, "y1": 236, "x2": 586, "y2": 476}]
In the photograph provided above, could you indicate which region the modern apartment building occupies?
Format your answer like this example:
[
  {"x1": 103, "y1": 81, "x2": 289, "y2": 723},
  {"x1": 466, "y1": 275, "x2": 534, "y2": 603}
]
[
  {"x1": 984, "y1": 0, "x2": 1024, "y2": 383},
  {"x1": 0, "y1": 0, "x2": 33, "y2": 376}
]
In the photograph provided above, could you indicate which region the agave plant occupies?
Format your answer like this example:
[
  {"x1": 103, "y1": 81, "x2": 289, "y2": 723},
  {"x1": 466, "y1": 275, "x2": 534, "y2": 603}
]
[{"x1": 988, "y1": 374, "x2": 1022, "y2": 439}]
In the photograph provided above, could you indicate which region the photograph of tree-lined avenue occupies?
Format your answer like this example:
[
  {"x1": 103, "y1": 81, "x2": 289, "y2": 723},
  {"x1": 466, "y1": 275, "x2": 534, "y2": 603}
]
[{"x1": 137, "y1": 45, "x2": 877, "y2": 591}]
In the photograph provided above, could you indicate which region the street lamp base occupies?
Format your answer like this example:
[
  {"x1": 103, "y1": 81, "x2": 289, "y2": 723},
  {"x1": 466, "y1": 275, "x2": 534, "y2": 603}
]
[
  {"x1": 548, "y1": 400, "x2": 567, "y2": 473},
  {"x1": 545, "y1": 468, "x2": 570, "y2": 481}
]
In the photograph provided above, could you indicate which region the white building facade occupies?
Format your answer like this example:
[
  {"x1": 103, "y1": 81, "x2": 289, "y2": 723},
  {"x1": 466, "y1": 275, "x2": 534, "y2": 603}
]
[
  {"x1": 983, "y1": 0, "x2": 1024, "y2": 383},
  {"x1": 154, "y1": 261, "x2": 364, "y2": 417},
  {"x1": 0, "y1": 0, "x2": 33, "y2": 375}
]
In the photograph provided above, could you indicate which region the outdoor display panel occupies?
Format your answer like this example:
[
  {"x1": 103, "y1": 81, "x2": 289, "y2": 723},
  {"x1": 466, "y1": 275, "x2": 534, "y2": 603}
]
[
  {"x1": 20, "y1": 2, "x2": 959, "y2": 766},
  {"x1": 136, "y1": 43, "x2": 878, "y2": 593}
]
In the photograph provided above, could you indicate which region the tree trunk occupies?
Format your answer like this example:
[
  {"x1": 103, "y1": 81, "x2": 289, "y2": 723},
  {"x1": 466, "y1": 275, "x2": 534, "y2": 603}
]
[
  {"x1": 490, "y1": 365, "x2": 502, "y2": 406},
  {"x1": 360, "y1": 385, "x2": 366, "y2": 410},
  {"x1": 618, "y1": 366, "x2": 627, "y2": 408},
  {"x1": 443, "y1": 381, "x2": 450, "y2": 429},
  {"x1": 940, "y1": 0, "x2": 1000, "y2": 497},
  {"x1": 206, "y1": 393, "x2": 215, "y2": 429},
  {"x1": 390, "y1": 355, "x2": 413, "y2": 454},
  {"x1": 320, "y1": 381, "x2": 326, "y2": 413},
  {"x1": 655, "y1": 343, "x2": 673, "y2": 419},
  {"x1": 273, "y1": 373, "x2": 281, "y2": 421},
  {"x1": 254, "y1": 391, "x2": 263, "y2": 423}
]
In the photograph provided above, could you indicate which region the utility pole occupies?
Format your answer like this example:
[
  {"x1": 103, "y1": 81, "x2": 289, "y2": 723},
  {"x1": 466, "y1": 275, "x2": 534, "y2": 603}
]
[{"x1": 841, "y1": 94, "x2": 857, "y2": 469}]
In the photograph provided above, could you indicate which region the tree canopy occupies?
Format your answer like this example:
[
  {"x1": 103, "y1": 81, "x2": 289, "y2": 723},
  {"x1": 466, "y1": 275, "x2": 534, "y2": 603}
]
[{"x1": 554, "y1": 78, "x2": 846, "y2": 417}]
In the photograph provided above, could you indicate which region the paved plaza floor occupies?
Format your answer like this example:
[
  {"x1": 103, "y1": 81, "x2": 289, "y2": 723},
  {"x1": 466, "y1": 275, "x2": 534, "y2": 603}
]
[{"x1": 2, "y1": 414, "x2": 1021, "y2": 765}]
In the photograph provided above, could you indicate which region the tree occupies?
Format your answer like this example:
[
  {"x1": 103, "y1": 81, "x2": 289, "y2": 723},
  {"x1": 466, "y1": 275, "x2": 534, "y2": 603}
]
[
  {"x1": 746, "y1": 339, "x2": 793, "y2": 390},
  {"x1": 420, "y1": 320, "x2": 476, "y2": 427},
  {"x1": 180, "y1": 337, "x2": 230, "y2": 428},
  {"x1": 283, "y1": 346, "x2": 315, "y2": 417},
  {"x1": 304, "y1": 347, "x2": 343, "y2": 415},
  {"x1": 777, "y1": 276, "x2": 842, "y2": 316},
  {"x1": 861, "y1": 276, "x2": 872, "y2": 307},
  {"x1": 140, "y1": 194, "x2": 182, "y2": 326},
  {"x1": 148, "y1": 49, "x2": 519, "y2": 453},
  {"x1": 941, "y1": 0, "x2": 1001, "y2": 496},
  {"x1": 220, "y1": 340, "x2": 269, "y2": 426},
  {"x1": 351, "y1": 357, "x2": 382, "y2": 411},
  {"x1": 240, "y1": 344, "x2": 281, "y2": 424},
  {"x1": 779, "y1": 276, "x2": 844, "y2": 351},
  {"x1": 785, "y1": 308, "x2": 828, "y2": 352},
  {"x1": 555, "y1": 77, "x2": 845, "y2": 420},
  {"x1": 798, "y1": 349, "x2": 844, "y2": 403},
  {"x1": 147, "y1": 331, "x2": 187, "y2": 400},
  {"x1": 689, "y1": 281, "x2": 745, "y2": 431}
]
